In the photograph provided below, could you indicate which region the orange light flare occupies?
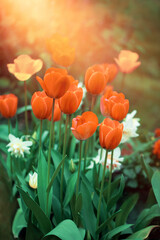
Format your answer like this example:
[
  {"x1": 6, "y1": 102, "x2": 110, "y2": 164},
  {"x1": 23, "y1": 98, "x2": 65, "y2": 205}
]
[{"x1": 1, "y1": 0, "x2": 125, "y2": 68}]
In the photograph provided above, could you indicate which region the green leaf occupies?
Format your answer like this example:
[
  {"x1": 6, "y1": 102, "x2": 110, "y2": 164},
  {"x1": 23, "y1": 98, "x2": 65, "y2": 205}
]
[
  {"x1": 141, "y1": 156, "x2": 154, "y2": 182},
  {"x1": 81, "y1": 181, "x2": 96, "y2": 239},
  {"x1": 75, "y1": 192, "x2": 83, "y2": 214},
  {"x1": 151, "y1": 171, "x2": 160, "y2": 208},
  {"x1": 17, "y1": 187, "x2": 52, "y2": 234},
  {"x1": 107, "y1": 175, "x2": 125, "y2": 209},
  {"x1": 38, "y1": 150, "x2": 48, "y2": 213},
  {"x1": 105, "y1": 224, "x2": 133, "y2": 240},
  {"x1": 116, "y1": 193, "x2": 139, "y2": 227},
  {"x1": 96, "y1": 210, "x2": 121, "y2": 235},
  {"x1": 43, "y1": 219, "x2": 83, "y2": 240},
  {"x1": 12, "y1": 208, "x2": 27, "y2": 238},
  {"x1": 47, "y1": 154, "x2": 66, "y2": 193},
  {"x1": 134, "y1": 204, "x2": 160, "y2": 231},
  {"x1": 17, "y1": 105, "x2": 32, "y2": 115},
  {"x1": 127, "y1": 225, "x2": 159, "y2": 239},
  {"x1": 63, "y1": 172, "x2": 77, "y2": 207}
]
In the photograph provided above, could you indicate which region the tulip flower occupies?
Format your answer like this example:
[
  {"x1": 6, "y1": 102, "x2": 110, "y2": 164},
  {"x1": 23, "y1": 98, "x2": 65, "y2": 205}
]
[
  {"x1": 100, "y1": 86, "x2": 118, "y2": 116},
  {"x1": 99, "y1": 118, "x2": 123, "y2": 150},
  {"x1": 7, "y1": 55, "x2": 43, "y2": 81},
  {"x1": 85, "y1": 64, "x2": 109, "y2": 95},
  {"x1": 115, "y1": 50, "x2": 141, "y2": 74},
  {"x1": 48, "y1": 100, "x2": 61, "y2": 122},
  {"x1": 47, "y1": 34, "x2": 75, "y2": 67},
  {"x1": 59, "y1": 82, "x2": 83, "y2": 115},
  {"x1": 101, "y1": 63, "x2": 118, "y2": 83},
  {"x1": 104, "y1": 93, "x2": 129, "y2": 121},
  {"x1": 36, "y1": 67, "x2": 71, "y2": 99},
  {"x1": 0, "y1": 94, "x2": 18, "y2": 118},
  {"x1": 31, "y1": 91, "x2": 53, "y2": 120},
  {"x1": 71, "y1": 111, "x2": 98, "y2": 140},
  {"x1": 153, "y1": 139, "x2": 160, "y2": 160}
]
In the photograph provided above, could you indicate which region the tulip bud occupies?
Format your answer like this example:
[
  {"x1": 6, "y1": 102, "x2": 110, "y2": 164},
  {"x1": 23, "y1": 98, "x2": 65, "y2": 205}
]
[
  {"x1": 29, "y1": 172, "x2": 38, "y2": 189},
  {"x1": 69, "y1": 159, "x2": 76, "y2": 173}
]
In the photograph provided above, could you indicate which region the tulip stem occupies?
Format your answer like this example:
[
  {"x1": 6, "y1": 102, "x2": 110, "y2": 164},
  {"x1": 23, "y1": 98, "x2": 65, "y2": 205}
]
[
  {"x1": 8, "y1": 119, "x2": 10, "y2": 134},
  {"x1": 75, "y1": 140, "x2": 82, "y2": 225},
  {"x1": 39, "y1": 120, "x2": 43, "y2": 154},
  {"x1": 76, "y1": 140, "x2": 82, "y2": 200},
  {"x1": 60, "y1": 114, "x2": 70, "y2": 218},
  {"x1": 84, "y1": 139, "x2": 89, "y2": 173},
  {"x1": 46, "y1": 98, "x2": 55, "y2": 216},
  {"x1": 107, "y1": 150, "x2": 114, "y2": 203},
  {"x1": 121, "y1": 73, "x2": 126, "y2": 89},
  {"x1": 91, "y1": 95, "x2": 96, "y2": 112},
  {"x1": 96, "y1": 149, "x2": 108, "y2": 233},
  {"x1": 58, "y1": 114, "x2": 62, "y2": 151},
  {"x1": 98, "y1": 148, "x2": 103, "y2": 182},
  {"x1": 24, "y1": 81, "x2": 29, "y2": 134}
]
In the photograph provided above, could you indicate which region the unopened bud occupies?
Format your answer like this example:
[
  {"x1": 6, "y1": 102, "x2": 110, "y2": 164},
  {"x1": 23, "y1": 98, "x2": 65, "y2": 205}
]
[{"x1": 69, "y1": 159, "x2": 76, "y2": 173}]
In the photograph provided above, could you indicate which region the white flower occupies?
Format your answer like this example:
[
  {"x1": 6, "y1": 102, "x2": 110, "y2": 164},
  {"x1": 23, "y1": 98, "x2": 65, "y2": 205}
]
[
  {"x1": 121, "y1": 110, "x2": 140, "y2": 143},
  {"x1": 6, "y1": 134, "x2": 32, "y2": 158},
  {"x1": 88, "y1": 147, "x2": 124, "y2": 171},
  {"x1": 29, "y1": 172, "x2": 37, "y2": 189},
  {"x1": 78, "y1": 81, "x2": 87, "y2": 107}
]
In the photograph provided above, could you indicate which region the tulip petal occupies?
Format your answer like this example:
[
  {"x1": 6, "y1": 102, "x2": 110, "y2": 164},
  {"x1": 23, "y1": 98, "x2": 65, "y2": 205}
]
[{"x1": 105, "y1": 128, "x2": 123, "y2": 150}]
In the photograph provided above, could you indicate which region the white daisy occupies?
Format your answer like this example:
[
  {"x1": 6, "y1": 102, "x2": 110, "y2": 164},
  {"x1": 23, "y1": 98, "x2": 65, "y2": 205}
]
[
  {"x1": 88, "y1": 147, "x2": 124, "y2": 171},
  {"x1": 6, "y1": 134, "x2": 32, "y2": 158},
  {"x1": 29, "y1": 172, "x2": 37, "y2": 189},
  {"x1": 121, "y1": 110, "x2": 140, "y2": 143}
]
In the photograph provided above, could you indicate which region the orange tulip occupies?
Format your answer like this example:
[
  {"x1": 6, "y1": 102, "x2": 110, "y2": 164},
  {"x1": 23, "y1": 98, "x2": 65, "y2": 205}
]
[
  {"x1": 100, "y1": 86, "x2": 118, "y2": 116},
  {"x1": 7, "y1": 55, "x2": 43, "y2": 81},
  {"x1": 99, "y1": 118, "x2": 123, "y2": 150},
  {"x1": 0, "y1": 94, "x2": 18, "y2": 118},
  {"x1": 59, "y1": 82, "x2": 83, "y2": 114},
  {"x1": 104, "y1": 93, "x2": 129, "y2": 121},
  {"x1": 36, "y1": 67, "x2": 71, "y2": 99},
  {"x1": 153, "y1": 139, "x2": 160, "y2": 160},
  {"x1": 115, "y1": 50, "x2": 141, "y2": 74},
  {"x1": 48, "y1": 100, "x2": 61, "y2": 122},
  {"x1": 101, "y1": 63, "x2": 118, "y2": 83},
  {"x1": 85, "y1": 64, "x2": 109, "y2": 95},
  {"x1": 155, "y1": 128, "x2": 160, "y2": 138},
  {"x1": 71, "y1": 111, "x2": 98, "y2": 140},
  {"x1": 47, "y1": 34, "x2": 75, "y2": 67},
  {"x1": 31, "y1": 91, "x2": 53, "y2": 119}
]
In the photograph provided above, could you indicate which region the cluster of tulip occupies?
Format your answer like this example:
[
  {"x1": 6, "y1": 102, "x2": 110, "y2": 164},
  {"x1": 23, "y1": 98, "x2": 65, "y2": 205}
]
[{"x1": 0, "y1": 48, "x2": 142, "y2": 239}]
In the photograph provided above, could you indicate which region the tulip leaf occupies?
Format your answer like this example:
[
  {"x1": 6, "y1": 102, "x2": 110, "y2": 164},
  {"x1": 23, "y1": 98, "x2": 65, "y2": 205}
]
[
  {"x1": 105, "y1": 224, "x2": 133, "y2": 240},
  {"x1": 43, "y1": 219, "x2": 83, "y2": 240},
  {"x1": 47, "y1": 154, "x2": 66, "y2": 193},
  {"x1": 151, "y1": 171, "x2": 160, "y2": 208},
  {"x1": 127, "y1": 225, "x2": 159, "y2": 239},
  {"x1": 17, "y1": 187, "x2": 52, "y2": 234},
  {"x1": 141, "y1": 156, "x2": 154, "y2": 182},
  {"x1": 115, "y1": 193, "x2": 139, "y2": 227},
  {"x1": 107, "y1": 174, "x2": 125, "y2": 209},
  {"x1": 96, "y1": 210, "x2": 122, "y2": 235},
  {"x1": 12, "y1": 208, "x2": 27, "y2": 238},
  {"x1": 37, "y1": 150, "x2": 48, "y2": 213},
  {"x1": 81, "y1": 181, "x2": 96, "y2": 239},
  {"x1": 63, "y1": 172, "x2": 78, "y2": 207},
  {"x1": 17, "y1": 105, "x2": 32, "y2": 115},
  {"x1": 134, "y1": 204, "x2": 160, "y2": 231}
]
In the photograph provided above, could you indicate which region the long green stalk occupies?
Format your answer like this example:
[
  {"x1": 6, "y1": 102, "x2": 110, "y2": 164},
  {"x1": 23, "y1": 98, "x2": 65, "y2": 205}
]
[
  {"x1": 83, "y1": 139, "x2": 89, "y2": 173},
  {"x1": 8, "y1": 118, "x2": 10, "y2": 134},
  {"x1": 24, "y1": 81, "x2": 29, "y2": 134},
  {"x1": 76, "y1": 140, "x2": 82, "y2": 200},
  {"x1": 96, "y1": 149, "x2": 108, "y2": 233},
  {"x1": 107, "y1": 150, "x2": 114, "y2": 202},
  {"x1": 39, "y1": 120, "x2": 43, "y2": 154},
  {"x1": 121, "y1": 73, "x2": 126, "y2": 89},
  {"x1": 46, "y1": 98, "x2": 55, "y2": 216},
  {"x1": 60, "y1": 114, "x2": 70, "y2": 217},
  {"x1": 58, "y1": 114, "x2": 62, "y2": 151}
]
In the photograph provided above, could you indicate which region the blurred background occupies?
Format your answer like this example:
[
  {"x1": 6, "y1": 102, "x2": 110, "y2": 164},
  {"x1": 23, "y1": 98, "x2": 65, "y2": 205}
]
[{"x1": 0, "y1": 0, "x2": 160, "y2": 133}]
